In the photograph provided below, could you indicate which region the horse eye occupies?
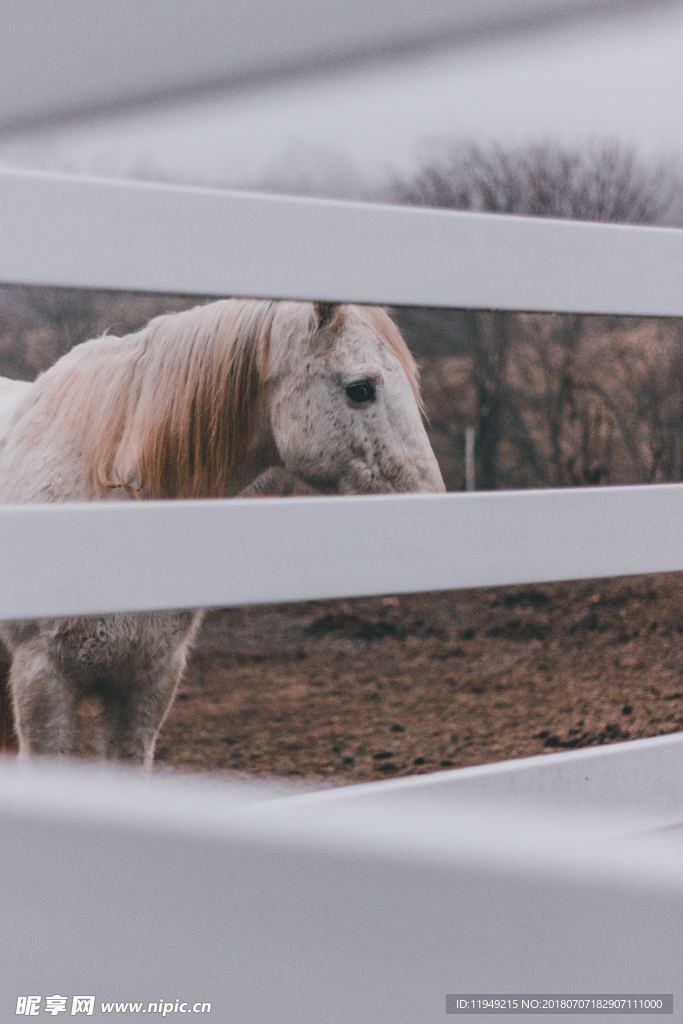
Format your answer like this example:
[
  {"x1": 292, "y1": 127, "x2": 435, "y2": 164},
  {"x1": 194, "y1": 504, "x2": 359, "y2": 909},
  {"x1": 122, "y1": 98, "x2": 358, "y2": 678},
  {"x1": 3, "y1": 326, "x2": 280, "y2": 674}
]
[{"x1": 345, "y1": 379, "x2": 377, "y2": 404}]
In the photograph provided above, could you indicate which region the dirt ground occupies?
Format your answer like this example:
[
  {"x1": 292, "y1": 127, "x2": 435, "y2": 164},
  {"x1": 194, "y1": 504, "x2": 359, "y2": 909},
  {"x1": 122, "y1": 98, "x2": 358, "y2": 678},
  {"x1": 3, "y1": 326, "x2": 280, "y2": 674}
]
[{"x1": 146, "y1": 572, "x2": 683, "y2": 783}]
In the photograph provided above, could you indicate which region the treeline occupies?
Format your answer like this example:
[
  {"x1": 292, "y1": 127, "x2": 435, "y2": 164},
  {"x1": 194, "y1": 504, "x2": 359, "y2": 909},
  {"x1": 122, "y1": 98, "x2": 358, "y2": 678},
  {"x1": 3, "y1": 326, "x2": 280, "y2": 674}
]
[{"x1": 389, "y1": 141, "x2": 683, "y2": 489}]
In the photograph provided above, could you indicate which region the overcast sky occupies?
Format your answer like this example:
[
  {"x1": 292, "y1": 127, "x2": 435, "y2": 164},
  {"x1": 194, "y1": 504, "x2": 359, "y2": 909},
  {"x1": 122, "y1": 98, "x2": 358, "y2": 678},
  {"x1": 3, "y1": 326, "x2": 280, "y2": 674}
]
[{"x1": 1, "y1": 3, "x2": 683, "y2": 196}]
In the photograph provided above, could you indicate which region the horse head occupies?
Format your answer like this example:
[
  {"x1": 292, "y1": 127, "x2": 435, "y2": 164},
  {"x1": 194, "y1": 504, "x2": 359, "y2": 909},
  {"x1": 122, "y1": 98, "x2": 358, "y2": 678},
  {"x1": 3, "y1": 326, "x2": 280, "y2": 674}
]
[
  {"x1": 17, "y1": 298, "x2": 443, "y2": 502},
  {"x1": 266, "y1": 302, "x2": 445, "y2": 495}
]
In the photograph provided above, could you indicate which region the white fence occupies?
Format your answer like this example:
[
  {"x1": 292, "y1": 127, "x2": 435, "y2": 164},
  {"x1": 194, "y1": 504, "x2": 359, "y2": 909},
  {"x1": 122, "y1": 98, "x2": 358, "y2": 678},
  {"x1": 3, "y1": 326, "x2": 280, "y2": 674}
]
[
  {"x1": 1, "y1": 3, "x2": 683, "y2": 1021},
  {"x1": 2, "y1": 740, "x2": 683, "y2": 1024},
  {"x1": 1, "y1": 0, "x2": 657, "y2": 133},
  {"x1": 0, "y1": 167, "x2": 682, "y2": 618}
]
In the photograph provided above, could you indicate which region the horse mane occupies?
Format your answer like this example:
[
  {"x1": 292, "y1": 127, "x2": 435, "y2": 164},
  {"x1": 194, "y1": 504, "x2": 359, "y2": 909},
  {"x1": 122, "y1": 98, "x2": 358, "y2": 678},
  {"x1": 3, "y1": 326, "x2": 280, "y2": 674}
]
[
  {"x1": 30, "y1": 298, "x2": 422, "y2": 500},
  {"x1": 34, "y1": 299, "x2": 279, "y2": 499}
]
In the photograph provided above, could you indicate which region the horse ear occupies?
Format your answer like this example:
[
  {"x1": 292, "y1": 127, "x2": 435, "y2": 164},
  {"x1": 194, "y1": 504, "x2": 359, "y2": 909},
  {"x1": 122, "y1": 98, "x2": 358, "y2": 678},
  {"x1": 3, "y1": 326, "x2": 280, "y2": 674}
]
[{"x1": 314, "y1": 302, "x2": 337, "y2": 329}]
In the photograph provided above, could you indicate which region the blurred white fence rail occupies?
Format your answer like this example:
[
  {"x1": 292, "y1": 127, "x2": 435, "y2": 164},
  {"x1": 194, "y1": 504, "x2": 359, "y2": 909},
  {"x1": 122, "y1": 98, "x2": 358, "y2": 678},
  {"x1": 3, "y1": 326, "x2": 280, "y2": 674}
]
[
  {"x1": 1, "y1": 747, "x2": 682, "y2": 1024},
  {"x1": 293, "y1": 732, "x2": 683, "y2": 828},
  {"x1": 0, "y1": 0, "x2": 663, "y2": 133}
]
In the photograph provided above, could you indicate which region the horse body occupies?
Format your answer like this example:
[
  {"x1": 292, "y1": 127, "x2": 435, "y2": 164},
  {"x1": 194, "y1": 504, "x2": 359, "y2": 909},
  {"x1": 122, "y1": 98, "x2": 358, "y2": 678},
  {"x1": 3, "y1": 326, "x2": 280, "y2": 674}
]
[
  {"x1": 0, "y1": 298, "x2": 443, "y2": 766},
  {"x1": 0, "y1": 371, "x2": 205, "y2": 763}
]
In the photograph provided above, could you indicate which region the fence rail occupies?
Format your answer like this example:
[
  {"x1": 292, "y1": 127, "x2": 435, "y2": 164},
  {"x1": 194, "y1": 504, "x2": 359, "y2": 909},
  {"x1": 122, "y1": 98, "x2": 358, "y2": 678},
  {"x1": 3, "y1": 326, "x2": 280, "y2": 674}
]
[
  {"x1": 2, "y1": 168, "x2": 683, "y2": 315},
  {"x1": 1, "y1": 168, "x2": 682, "y2": 618},
  {"x1": 1, "y1": 0, "x2": 662, "y2": 133},
  {"x1": 1, "y1": 750, "x2": 682, "y2": 1024},
  {"x1": 0, "y1": 485, "x2": 678, "y2": 619}
]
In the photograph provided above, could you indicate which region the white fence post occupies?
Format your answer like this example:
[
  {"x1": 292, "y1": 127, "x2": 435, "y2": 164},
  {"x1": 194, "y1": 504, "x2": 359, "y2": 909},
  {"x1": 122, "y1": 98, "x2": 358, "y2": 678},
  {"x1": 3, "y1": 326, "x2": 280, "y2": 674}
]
[{"x1": 464, "y1": 426, "x2": 476, "y2": 492}]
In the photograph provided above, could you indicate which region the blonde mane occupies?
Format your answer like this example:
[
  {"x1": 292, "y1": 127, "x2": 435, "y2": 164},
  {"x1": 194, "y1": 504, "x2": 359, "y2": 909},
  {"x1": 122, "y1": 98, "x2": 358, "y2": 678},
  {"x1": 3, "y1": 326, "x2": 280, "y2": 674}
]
[
  {"x1": 29, "y1": 299, "x2": 422, "y2": 500},
  {"x1": 34, "y1": 299, "x2": 277, "y2": 499}
]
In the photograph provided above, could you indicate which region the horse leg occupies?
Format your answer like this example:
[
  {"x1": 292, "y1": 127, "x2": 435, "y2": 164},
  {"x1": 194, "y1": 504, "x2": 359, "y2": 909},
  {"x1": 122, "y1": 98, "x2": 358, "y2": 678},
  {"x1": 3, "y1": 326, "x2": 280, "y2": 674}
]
[
  {"x1": 9, "y1": 644, "x2": 77, "y2": 758},
  {"x1": 103, "y1": 660, "x2": 184, "y2": 769}
]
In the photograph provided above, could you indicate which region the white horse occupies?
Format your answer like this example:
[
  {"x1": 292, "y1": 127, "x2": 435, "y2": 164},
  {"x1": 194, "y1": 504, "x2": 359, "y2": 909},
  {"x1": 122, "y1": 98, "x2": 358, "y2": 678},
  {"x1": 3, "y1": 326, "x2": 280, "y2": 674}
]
[{"x1": 0, "y1": 298, "x2": 444, "y2": 766}]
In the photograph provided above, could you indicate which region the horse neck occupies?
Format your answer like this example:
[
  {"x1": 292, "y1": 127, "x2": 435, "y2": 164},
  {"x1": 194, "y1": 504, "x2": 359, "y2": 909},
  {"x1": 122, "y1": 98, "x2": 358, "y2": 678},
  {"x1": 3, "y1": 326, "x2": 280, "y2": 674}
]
[
  {"x1": 102, "y1": 318, "x2": 281, "y2": 500},
  {"x1": 213, "y1": 398, "x2": 282, "y2": 498},
  {"x1": 2, "y1": 306, "x2": 286, "y2": 503}
]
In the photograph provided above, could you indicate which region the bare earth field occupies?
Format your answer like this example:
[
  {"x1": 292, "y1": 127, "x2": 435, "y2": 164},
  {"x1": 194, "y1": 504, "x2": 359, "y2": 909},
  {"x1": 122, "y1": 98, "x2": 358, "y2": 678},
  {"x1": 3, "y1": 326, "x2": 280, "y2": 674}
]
[{"x1": 152, "y1": 573, "x2": 682, "y2": 783}]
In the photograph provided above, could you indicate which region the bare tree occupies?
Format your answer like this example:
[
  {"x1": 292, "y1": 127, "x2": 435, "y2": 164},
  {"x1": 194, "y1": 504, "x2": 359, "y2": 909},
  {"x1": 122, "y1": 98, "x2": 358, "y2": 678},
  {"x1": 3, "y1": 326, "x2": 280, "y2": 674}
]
[
  {"x1": 391, "y1": 141, "x2": 682, "y2": 488},
  {"x1": 0, "y1": 285, "x2": 211, "y2": 381},
  {"x1": 392, "y1": 140, "x2": 680, "y2": 225}
]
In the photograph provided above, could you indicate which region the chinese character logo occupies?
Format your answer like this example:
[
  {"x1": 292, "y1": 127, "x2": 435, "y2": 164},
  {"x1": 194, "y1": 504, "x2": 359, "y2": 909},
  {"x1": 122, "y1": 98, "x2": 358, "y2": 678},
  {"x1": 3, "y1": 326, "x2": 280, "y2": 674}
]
[
  {"x1": 45, "y1": 991, "x2": 69, "y2": 1015},
  {"x1": 71, "y1": 997, "x2": 95, "y2": 1016},
  {"x1": 16, "y1": 996, "x2": 41, "y2": 1016}
]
